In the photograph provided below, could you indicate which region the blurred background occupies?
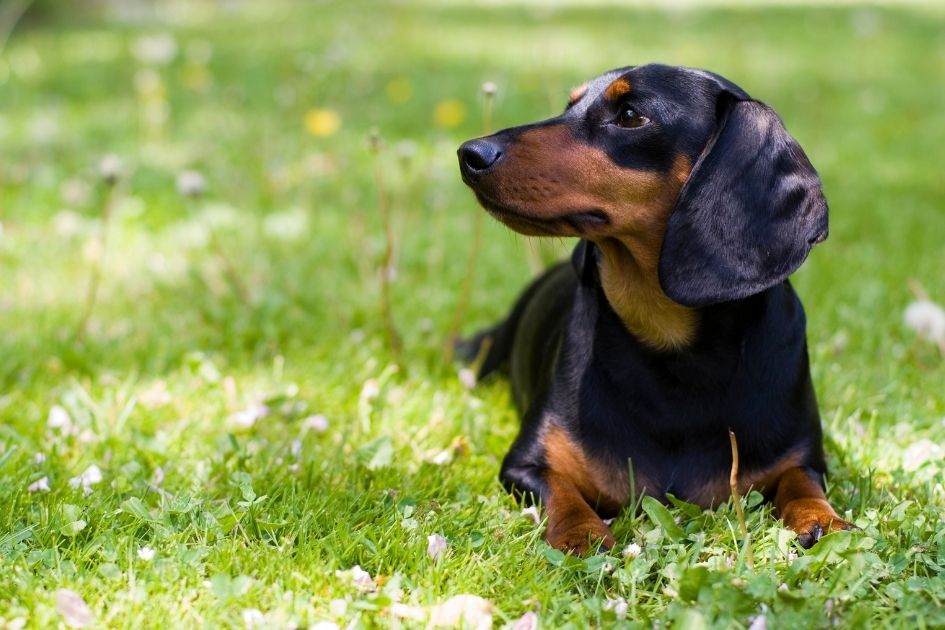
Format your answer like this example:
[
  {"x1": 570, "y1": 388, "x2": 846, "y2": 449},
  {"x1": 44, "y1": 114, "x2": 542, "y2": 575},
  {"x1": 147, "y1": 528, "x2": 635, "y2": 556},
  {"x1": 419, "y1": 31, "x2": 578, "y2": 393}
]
[{"x1": 3, "y1": 0, "x2": 945, "y2": 381}]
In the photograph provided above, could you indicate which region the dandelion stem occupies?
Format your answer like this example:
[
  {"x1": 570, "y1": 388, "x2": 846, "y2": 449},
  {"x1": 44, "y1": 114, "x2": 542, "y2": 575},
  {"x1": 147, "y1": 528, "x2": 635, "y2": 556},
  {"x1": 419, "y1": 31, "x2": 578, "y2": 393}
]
[
  {"x1": 75, "y1": 183, "x2": 117, "y2": 340},
  {"x1": 444, "y1": 83, "x2": 495, "y2": 364},
  {"x1": 370, "y1": 131, "x2": 404, "y2": 369},
  {"x1": 729, "y1": 429, "x2": 754, "y2": 568}
]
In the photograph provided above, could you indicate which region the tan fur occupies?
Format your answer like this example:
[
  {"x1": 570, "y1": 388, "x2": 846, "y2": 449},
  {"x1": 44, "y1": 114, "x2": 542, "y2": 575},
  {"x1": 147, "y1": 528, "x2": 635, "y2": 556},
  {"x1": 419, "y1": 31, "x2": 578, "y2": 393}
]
[
  {"x1": 593, "y1": 154, "x2": 694, "y2": 350},
  {"x1": 543, "y1": 425, "x2": 632, "y2": 514},
  {"x1": 568, "y1": 83, "x2": 588, "y2": 106},
  {"x1": 604, "y1": 77, "x2": 632, "y2": 101},
  {"x1": 774, "y1": 467, "x2": 853, "y2": 540},
  {"x1": 482, "y1": 124, "x2": 696, "y2": 350},
  {"x1": 687, "y1": 448, "x2": 808, "y2": 508}
]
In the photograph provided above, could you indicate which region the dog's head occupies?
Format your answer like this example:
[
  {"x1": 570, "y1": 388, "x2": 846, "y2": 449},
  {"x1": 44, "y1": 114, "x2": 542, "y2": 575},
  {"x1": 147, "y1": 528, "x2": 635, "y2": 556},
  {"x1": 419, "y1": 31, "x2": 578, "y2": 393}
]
[{"x1": 458, "y1": 64, "x2": 828, "y2": 307}]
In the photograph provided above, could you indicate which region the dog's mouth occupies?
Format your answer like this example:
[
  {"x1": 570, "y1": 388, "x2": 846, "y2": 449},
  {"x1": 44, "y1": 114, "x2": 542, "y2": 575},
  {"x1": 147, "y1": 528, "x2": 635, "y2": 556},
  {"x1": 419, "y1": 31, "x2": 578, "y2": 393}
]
[{"x1": 473, "y1": 192, "x2": 609, "y2": 236}]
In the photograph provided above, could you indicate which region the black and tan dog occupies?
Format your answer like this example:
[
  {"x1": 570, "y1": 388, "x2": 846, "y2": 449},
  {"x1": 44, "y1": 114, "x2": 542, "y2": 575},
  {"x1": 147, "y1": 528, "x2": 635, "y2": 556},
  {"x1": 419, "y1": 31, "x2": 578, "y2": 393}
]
[{"x1": 456, "y1": 64, "x2": 853, "y2": 553}]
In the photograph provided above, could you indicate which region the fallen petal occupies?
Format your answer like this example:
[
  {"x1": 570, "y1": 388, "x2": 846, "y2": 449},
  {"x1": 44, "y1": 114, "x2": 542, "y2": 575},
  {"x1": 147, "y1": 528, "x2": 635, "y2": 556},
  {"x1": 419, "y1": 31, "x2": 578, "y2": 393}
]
[{"x1": 55, "y1": 589, "x2": 94, "y2": 628}]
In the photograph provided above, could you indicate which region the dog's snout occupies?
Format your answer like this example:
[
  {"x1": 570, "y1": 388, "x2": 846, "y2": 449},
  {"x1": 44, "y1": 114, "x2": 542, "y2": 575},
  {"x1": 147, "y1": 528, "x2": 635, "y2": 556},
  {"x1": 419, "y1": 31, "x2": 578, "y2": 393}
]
[{"x1": 458, "y1": 139, "x2": 503, "y2": 174}]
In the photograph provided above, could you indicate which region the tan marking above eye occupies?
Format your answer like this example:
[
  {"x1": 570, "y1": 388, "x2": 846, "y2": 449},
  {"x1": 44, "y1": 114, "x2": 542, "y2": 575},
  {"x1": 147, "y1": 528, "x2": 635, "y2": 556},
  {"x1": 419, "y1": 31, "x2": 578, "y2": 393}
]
[
  {"x1": 604, "y1": 78, "x2": 632, "y2": 101},
  {"x1": 568, "y1": 83, "x2": 588, "y2": 106}
]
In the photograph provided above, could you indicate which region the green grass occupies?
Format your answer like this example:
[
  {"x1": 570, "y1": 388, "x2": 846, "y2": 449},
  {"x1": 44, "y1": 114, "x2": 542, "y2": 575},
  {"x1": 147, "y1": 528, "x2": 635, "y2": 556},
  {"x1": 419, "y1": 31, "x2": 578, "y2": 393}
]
[{"x1": 2, "y1": 1, "x2": 945, "y2": 627}]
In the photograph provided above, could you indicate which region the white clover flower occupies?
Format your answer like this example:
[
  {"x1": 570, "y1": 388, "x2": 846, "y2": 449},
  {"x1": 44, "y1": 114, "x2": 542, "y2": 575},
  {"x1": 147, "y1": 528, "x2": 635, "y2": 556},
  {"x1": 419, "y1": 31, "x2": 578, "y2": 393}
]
[
  {"x1": 482, "y1": 81, "x2": 497, "y2": 96},
  {"x1": 28, "y1": 476, "x2": 50, "y2": 493},
  {"x1": 429, "y1": 595, "x2": 492, "y2": 630},
  {"x1": 55, "y1": 589, "x2": 93, "y2": 628},
  {"x1": 68, "y1": 465, "x2": 103, "y2": 495},
  {"x1": 748, "y1": 614, "x2": 768, "y2": 630},
  {"x1": 131, "y1": 33, "x2": 178, "y2": 66},
  {"x1": 902, "y1": 439, "x2": 944, "y2": 472},
  {"x1": 137, "y1": 546, "x2": 155, "y2": 561},
  {"x1": 301, "y1": 414, "x2": 329, "y2": 433},
  {"x1": 511, "y1": 611, "x2": 539, "y2": 630},
  {"x1": 241, "y1": 609, "x2": 265, "y2": 627},
  {"x1": 613, "y1": 600, "x2": 628, "y2": 620},
  {"x1": 360, "y1": 379, "x2": 380, "y2": 402},
  {"x1": 622, "y1": 542, "x2": 642, "y2": 559},
  {"x1": 47, "y1": 405, "x2": 73, "y2": 432},
  {"x1": 229, "y1": 404, "x2": 269, "y2": 429},
  {"x1": 426, "y1": 533, "x2": 447, "y2": 560},
  {"x1": 335, "y1": 565, "x2": 375, "y2": 593},
  {"x1": 904, "y1": 300, "x2": 945, "y2": 345},
  {"x1": 176, "y1": 170, "x2": 206, "y2": 198},
  {"x1": 98, "y1": 154, "x2": 122, "y2": 185},
  {"x1": 458, "y1": 368, "x2": 477, "y2": 390}
]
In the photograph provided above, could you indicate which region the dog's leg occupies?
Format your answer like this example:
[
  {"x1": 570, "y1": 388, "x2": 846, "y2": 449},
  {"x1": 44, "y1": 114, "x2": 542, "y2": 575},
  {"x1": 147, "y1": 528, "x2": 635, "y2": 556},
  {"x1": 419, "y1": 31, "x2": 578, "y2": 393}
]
[
  {"x1": 773, "y1": 467, "x2": 854, "y2": 548},
  {"x1": 543, "y1": 471, "x2": 616, "y2": 554},
  {"x1": 501, "y1": 460, "x2": 616, "y2": 555}
]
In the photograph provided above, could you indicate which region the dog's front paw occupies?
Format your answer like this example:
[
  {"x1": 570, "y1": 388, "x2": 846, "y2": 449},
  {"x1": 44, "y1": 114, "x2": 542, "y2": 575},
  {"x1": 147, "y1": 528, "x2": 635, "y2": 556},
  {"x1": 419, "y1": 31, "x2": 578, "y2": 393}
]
[
  {"x1": 546, "y1": 516, "x2": 616, "y2": 555},
  {"x1": 781, "y1": 498, "x2": 855, "y2": 548}
]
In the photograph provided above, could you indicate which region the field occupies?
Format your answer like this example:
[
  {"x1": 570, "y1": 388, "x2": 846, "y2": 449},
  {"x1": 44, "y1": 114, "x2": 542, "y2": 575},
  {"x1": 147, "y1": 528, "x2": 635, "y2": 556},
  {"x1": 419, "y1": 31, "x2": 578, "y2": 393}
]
[{"x1": 2, "y1": 0, "x2": 945, "y2": 627}]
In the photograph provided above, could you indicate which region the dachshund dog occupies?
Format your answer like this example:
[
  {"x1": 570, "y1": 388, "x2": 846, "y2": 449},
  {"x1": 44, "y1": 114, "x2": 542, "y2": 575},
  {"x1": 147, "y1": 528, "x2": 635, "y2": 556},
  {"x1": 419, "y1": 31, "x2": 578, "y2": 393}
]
[{"x1": 456, "y1": 64, "x2": 853, "y2": 554}]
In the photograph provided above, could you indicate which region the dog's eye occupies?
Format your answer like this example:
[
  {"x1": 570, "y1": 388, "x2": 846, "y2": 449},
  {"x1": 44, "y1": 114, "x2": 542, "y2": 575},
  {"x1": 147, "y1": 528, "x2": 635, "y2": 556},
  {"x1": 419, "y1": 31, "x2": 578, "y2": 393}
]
[{"x1": 617, "y1": 104, "x2": 648, "y2": 129}]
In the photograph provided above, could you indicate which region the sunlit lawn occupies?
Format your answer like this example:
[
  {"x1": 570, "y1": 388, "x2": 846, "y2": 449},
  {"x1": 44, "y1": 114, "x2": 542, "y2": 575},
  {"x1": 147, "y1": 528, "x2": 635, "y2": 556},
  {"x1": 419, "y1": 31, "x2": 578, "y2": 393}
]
[{"x1": 2, "y1": 1, "x2": 945, "y2": 627}]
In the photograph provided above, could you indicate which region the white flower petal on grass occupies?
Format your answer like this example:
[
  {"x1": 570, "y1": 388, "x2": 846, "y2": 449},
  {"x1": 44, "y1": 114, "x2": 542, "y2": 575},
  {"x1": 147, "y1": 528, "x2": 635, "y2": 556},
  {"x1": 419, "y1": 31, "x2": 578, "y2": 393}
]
[
  {"x1": 310, "y1": 623, "x2": 340, "y2": 630},
  {"x1": 301, "y1": 414, "x2": 329, "y2": 433},
  {"x1": 6, "y1": 617, "x2": 27, "y2": 630},
  {"x1": 229, "y1": 404, "x2": 270, "y2": 429},
  {"x1": 68, "y1": 465, "x2": 103, "y2": 495},
  {"x1": 47, "y1": 405, "x2": 73, "y2": 432},
  {"x1": 429, "y1": 594, "x2": 493, "y2": 630},
  {"x1": 482, "y1": 81, "x2": 498, "y2": 97},
  {"x1": 139, "y1": 381, "x2": 172, "y2": 409},
  {"x1": 388, "y1": 603, "x2": 425, "y2": 621},
  {"x1": 34, "y1": 452, "x2": 47, "y2": 464},
  {"x1": 521, "y1": 506, "x2": 541, "y2": 525},
  {"x1": 55, "y1": 589, "x2": 93, "y2": 628},
  {"x1": 360, "y1": 379, "x2": 380, "y2": 402},
  {"x1": 904, "y1": 300, "x2": 945, "y2": 344},
  {"x1": 902, "y1": 439, "x2": 944, "y2": 472},
  {"x1": 748, "y1": 614, "x2": 768, "y2": 630},
  {"x1": 28, "y1": 476, "x2": 50, "y2": 493},
  {"x1": 290, "y1": 439, "x2": 302, "y2": 458},
  {"x1": 622, "y1": 542, "x2": 642, "y2": 559},
  {"x1": 458, "y1": 368, "x2": 477, "y2": 390},
  {"x1": 242, "y1": 609, "x2": 265, "y2": 627},
  {"x1": 335, "y1": 565, "x2": 376, "y2": 593},
  {"x1": 604, "y1": 597, "x2": 628, "y2": 620},
  {"x1": 427, "y1": 534, "x2": 447, "y2": 560},
  {"x1": 511, "y1": 611, "x2": 539, "y2": 630},
  {"x1": 137, "y1": 546, "x2": 155, "y2": 561}
]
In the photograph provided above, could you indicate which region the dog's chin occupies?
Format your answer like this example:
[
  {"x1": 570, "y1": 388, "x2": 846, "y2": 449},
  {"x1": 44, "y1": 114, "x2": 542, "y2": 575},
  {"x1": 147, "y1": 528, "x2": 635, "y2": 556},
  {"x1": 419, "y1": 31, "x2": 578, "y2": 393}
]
[{"x1": 474, "y1": 193, "x2": 609, "y2": 237}]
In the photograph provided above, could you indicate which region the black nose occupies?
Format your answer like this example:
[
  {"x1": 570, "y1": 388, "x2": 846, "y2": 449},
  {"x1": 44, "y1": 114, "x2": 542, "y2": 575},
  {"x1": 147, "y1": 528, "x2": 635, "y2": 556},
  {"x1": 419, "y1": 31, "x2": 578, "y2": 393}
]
[{"x1": 458, "y1": 139, "x2": 502, "y2": 174}]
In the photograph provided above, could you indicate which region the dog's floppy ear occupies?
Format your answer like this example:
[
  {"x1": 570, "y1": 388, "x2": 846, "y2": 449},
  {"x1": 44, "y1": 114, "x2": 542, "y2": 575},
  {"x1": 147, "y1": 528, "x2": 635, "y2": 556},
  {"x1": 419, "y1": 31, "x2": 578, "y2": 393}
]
[{"x1": 658, "y1": 93, "x2": 828, "y2": 307}]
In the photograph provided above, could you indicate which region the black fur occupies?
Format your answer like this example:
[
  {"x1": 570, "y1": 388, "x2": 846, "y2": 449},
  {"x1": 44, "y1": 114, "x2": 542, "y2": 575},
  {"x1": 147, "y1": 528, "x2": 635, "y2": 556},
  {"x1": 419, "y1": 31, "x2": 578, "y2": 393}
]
[{"x1": 457, "y1": 64, "x2": 831, "y2": 522}]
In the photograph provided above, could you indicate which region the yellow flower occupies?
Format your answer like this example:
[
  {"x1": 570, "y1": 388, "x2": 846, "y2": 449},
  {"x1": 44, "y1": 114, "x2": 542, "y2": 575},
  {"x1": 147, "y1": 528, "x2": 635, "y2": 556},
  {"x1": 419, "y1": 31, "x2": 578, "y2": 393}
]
[
  {"x1": 305, "y1": 109, "x2": 341, "y2": 137},
  {"x1": 433, "y1": 99, "x2": 465, "y2": 129},
  {"x1": 386, "y1": 77, "x2": 412, "y2": 104}
]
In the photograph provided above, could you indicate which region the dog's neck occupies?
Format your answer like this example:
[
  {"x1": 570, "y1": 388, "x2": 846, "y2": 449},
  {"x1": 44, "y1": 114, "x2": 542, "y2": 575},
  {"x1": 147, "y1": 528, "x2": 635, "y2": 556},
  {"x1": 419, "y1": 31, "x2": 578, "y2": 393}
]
[{"x1": 595, "y1": 236, "x2": 697, "y2": 351}]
